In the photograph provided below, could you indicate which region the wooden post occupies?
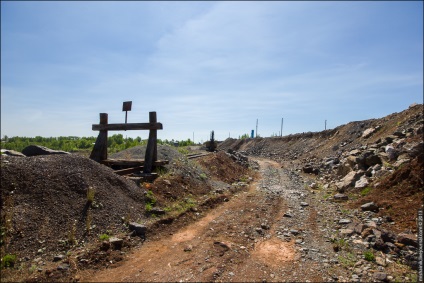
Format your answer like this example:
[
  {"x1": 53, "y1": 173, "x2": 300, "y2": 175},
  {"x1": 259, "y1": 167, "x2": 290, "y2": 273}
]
[
  {"x1": 144, "y1": 112, "x2": 157, "y2": 174},
  {"x1": 90, "y1": 113, "x2": 108, "y2": 162}
]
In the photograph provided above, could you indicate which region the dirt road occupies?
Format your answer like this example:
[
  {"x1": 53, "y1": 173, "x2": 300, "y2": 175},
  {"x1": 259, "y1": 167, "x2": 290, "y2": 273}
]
[{"x1": 80, "y1": 158, "x2": 346, "y2": 282}]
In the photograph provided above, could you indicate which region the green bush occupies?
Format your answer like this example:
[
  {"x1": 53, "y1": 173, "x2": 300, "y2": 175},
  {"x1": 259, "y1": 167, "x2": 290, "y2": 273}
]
[
  {"x1": 364, "y1": 250, "x2": 375, "y2": 261},
  {"x1": 99, "y1": 234, "x2": 110, "y2": 241},
  {"x1": 1, "y1": 254, "x2": 17, "y2": 268}
]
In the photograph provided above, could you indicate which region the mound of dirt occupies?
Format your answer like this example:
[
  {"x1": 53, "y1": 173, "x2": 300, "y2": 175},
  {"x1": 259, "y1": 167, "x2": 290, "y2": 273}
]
[
  {"x1": 1, "y1": 154, "x2": 147, "y2": 271},
  {"x1": 197, "y1": 151, "x2": 254, "y2": 184}
]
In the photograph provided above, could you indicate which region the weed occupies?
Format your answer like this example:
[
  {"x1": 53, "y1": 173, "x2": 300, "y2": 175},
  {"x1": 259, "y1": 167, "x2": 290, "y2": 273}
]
[
  {"x1": 29, "y1": 264, "x2": 37, "y2": 273},
  {"x1": 86, "y1": 187, "x2": 95, "y2": 203},
  {"x1": 323, "y1": 193, "x2": 332, "y2": 200},
  {"x1": 363, "y1": 250, "x2": 375, "y2": 261},
  {"x1": 340, "y1": 208, "x2": 350, "y2": 215},
  {"x1": 199, "y1": 173, "x2": 208, "y2": 180},
  {"x1": 99, "y1": 234, "x2": 110, "y2": 241},
  {"x1": 1, "y1": 254, "x2": 17, "y2": 268},
  {"x1": 239, "y1": 175, "x2": 249, "y2": 182},
  {"x1": 154, "y1": 166, "x2": 168, "y2": 176},
  {"x1": 67, "y1": 220, "x2": 77, "y2": 245},
  {"x1": 337, "y1": 238, "x2": 349, "y2": 249},
  {"x1": 360, "y1": 187, "x2": 372, "y2": 196},
  {"x1": 332, "y1": 238, "x2": 349, "y2": 252},
  {"x1": 177, "y1": 147, "x2": 189, "y2": 155},
  {"x1": 338, "y1": 252, "x2": 356, "y2": 268},
  {"x1": 145, "y1": 203, "x2": 153, "y2": 212},
  {"x1": 145, "y1": 190, "x2": 156, "y2": 212}
]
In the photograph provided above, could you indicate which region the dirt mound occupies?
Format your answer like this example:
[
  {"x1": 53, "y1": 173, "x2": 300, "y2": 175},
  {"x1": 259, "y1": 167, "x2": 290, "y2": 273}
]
[
  {"x1": 1, "y1": 154, "x2": 147, "y2": 271},
  {"x1": 197, "y1": 151, "x2": 253, "y2": 184}
]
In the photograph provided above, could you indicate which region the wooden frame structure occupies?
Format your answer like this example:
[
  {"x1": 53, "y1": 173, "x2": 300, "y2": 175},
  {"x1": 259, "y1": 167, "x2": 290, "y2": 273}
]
[{"x1": 90, "y1": 111, "x2": 163, "y2": 174}]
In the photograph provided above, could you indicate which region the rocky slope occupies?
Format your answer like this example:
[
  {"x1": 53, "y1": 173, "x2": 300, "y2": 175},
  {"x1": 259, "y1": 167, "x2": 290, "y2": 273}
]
[{"x1": 218, "y1": 103, "x2": 423, "y2": 279}]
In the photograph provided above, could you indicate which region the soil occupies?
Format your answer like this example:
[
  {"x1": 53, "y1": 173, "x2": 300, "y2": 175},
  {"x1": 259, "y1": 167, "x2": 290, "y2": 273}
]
[{"x1": 1, "y1": 103, "x2": 422, "y2": 282}]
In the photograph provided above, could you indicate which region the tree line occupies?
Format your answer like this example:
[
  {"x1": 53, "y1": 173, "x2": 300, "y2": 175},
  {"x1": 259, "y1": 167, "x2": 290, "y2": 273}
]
[{"x1": 1, "y1": 135, "x2": 195, "y2": 153}]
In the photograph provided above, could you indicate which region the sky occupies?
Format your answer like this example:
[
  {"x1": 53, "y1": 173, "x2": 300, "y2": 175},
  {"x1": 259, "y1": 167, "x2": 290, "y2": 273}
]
[{"x1": 1, "y1": 1, "x2": 423, "y2": 143}]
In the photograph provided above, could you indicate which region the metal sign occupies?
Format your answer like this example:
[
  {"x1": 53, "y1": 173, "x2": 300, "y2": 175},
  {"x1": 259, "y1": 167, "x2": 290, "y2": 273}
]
[
  {"x1": 122, "y1": 101, "x2": 132, "y2": 124},
  {"x1": 122, "y1": 101, "x2": 132, "y2": 111}
]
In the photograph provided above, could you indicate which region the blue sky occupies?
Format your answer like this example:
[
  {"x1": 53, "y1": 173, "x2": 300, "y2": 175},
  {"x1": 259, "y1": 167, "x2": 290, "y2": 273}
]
[{"x1": 1, "y1": 1, "x2": 423, "y2": 143}]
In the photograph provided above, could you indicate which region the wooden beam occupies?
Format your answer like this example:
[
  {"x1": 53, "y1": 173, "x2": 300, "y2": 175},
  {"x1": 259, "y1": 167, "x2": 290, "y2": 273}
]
[
  {"x1": 92, "y1": 123, "x2": 163, "y2": 131},
  {"x1": 90, "y1": 113, "x2": 108, "y2": 162},
  {"x1": 144, "y1": 112, "x2": 158, "y2": 174},
  {"x1": 101, "y1": 159, "x2": 169, "y2": 167},
  {"x1": 114, "y1": 166, "x2": 144, "y2": 176}
]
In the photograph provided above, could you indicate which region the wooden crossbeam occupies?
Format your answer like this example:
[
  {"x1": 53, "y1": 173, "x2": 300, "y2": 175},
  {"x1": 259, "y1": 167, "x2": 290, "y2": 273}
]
[
  {"x1": 101, "y1": 159, "x2": 169, "y2": 167},
  {"x1": 92, "y1": 123, "x2": 163, "y2": 131},
  {"x1": 114, "y1": 166, "x2": 144, "y2": 176}
]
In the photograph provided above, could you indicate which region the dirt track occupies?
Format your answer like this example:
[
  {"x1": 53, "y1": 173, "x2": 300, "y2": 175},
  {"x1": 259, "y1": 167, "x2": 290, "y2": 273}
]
[{"x1": 79, "y1": 158, "x2": 349, "y2": 282}]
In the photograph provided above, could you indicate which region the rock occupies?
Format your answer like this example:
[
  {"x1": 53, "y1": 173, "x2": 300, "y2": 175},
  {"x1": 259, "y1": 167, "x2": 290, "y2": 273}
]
[
  {"x1": 337, "y1": 162, "x2": 352, "y2": 177},
  {"x1": 392, "y1": 131, "x2": 405, "y2": 138},
  {"x1": 355, "y1": 176, "x2": 369, "y2": 189},
  {"x1": 375, "y1": 256, "x2": 386, "y2": 267},
  {"x1": 380, "y1": 229, "x2": 396, "y2": 243},
  {"x1": 362, "y1": 128, "x2": 376, "y2": 138},
  {"x1": 109, "y1": 237, "x2": 124, "y2": 250},
  {"x1": 393, "y1": 158, "x2": 410, "y2": 168},
  {"x1": 302, "y1": 164, "x2": 319, "y2": 174},
  {"x1": 336, "y1": 171, "x2": 362, "y2": 192},
  {"x1": 354, "y1": 223, "x2": 365, "y2": 234},
  {"x1": 0, "y1": 149, "x2": 26, "y2": 157},
  {"x1": 334, "y1": 193, "x2": 348, "y2": 201},
  {"x1": 373, "y1": 238, "x2": 388, "y2": 251},
  {"x1": 405, "y1": 141, "x2": 423, "y2": 158},
  {"x1": 261, "y1": 223, "x2": 270, "y2": 230},
  {"x1": 364, "y1": 220, "x2": 377, "y2": 228},
  {"x1": 128, "y1": 222, "x2": 147, "y2": 238},
  {"x1": 22, "y1": 145, "x2": 70, "y2": 157},
  {"x1": 290, "y1": 229, "x2": 299, "y2": 235},
  {"x1": 361, "y1": 228, "x2": 373, "y2": 239},
  {"x1": 385, "y1": 145, "x2": 397, "y2": 161},
  {"x1": 340, "y1": 229, "x2": 354, "y2": 236},
  {"x1": 184, "y1": 245, "x2": 193, "y2": 252},
  {"x1": 397, "y1": 233, "x2": 418, "y2": 247},
  {"x1": 364, "y1": 154, "x2": 382, "y2": 167},
  {"x1": 283, "y1": 212, "x2": 293, "y2": 218},
  {"x1": 300, "y1": 202, "x2": 309, "y2": 207},
  {"x1": 349, "y1": 149, "x2": 362, "y2": 156},
  {"x1": 373, "y1": 272, "x2": 387, "y2": 282},
  {"x1": 149, "y1": 208, "x2": 166, "y2": 215},
  {"x1": 339, "y1": 219, "x2": 351, "y2": 224},
  {"x1": 53, "y1": 255, "x2": 65, "y2": 262},
  {"x1": 361, "y1": 202, "x2": 379, "y2": 212},
  {"x1": 57, "y1": 264, "x2": 70, "y2": 271}
]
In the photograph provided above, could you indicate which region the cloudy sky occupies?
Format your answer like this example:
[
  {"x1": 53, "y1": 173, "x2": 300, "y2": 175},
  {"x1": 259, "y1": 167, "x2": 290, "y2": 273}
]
[{"x1": 1, "y1": 1, "x2": 423, "y2": 142}]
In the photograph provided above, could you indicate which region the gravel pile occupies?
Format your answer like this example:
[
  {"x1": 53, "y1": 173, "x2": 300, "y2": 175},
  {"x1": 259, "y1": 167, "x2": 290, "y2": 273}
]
[{"x1": 1, "y1": 154, "x2": 147, "y2": 261}]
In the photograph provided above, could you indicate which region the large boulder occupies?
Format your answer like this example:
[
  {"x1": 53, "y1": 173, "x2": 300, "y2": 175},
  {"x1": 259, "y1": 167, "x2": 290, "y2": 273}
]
[
  {"x1": 336, "y1": 170, "x2": 363, "y2": 192},
  {"x1": 22, "y1": 145, "x2": 70, "y2": 157}
]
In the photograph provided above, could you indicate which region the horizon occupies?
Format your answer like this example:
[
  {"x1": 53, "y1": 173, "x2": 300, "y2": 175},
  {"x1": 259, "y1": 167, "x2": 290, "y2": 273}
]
[{"x1": 1, "y1": 1, "x2": 423, "y2": 142}]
